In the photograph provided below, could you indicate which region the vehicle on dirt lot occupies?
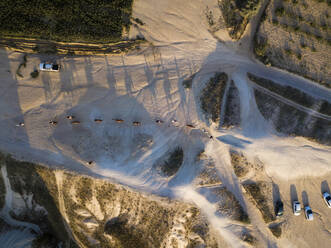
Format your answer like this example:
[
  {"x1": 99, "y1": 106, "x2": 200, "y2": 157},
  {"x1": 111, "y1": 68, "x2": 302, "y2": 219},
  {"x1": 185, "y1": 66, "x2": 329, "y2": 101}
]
[
  {"x1": 275, "y1": 201, "x2": 284, "y2": 217},
  {"x1": 322, "y1": 192, "x2": 331, "y2": 208},
  {"x1": 304, "y1": 206, "x2": 313, "y2": 221},
  {"x1": 293, "y1": 201, "x2": 301, "y2": 216},
  {"x1": 39, "y1": 63, "x2": 60, "y2": 71}
]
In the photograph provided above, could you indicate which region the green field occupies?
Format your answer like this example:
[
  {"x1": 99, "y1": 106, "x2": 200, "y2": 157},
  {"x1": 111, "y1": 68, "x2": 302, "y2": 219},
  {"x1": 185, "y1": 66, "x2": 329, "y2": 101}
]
[{"x1": 0, "y1": 0, "x2": 133, "y2": 42}]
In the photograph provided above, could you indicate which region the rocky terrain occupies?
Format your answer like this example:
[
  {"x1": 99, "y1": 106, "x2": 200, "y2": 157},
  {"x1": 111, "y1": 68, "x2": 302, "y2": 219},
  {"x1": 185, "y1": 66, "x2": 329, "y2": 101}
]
[
  {"x1": 0, "y1": 153, "x2": 223, "y2": 247},
  {"x1": 0, "y1": 0, "x2": 330, "y2": 247}
]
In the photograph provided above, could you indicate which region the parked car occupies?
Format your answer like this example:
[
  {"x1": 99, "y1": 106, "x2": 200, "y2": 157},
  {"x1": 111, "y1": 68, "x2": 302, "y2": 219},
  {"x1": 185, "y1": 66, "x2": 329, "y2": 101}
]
[
  {"x1": 39, "y1": 63, "x2": 60, "y2": 71},
  {"x1": 322, "y1": 192, "x2": 331, "y2": 208},
  {"x1": 293, "y1": 201, "x2": 301, "y2": 216},
  {"x1": 304, "y1": 206, "x2": 313, "y2": 221},
  {"x1": 275, "y1": 201, "x2": 284, "y2": 217}
]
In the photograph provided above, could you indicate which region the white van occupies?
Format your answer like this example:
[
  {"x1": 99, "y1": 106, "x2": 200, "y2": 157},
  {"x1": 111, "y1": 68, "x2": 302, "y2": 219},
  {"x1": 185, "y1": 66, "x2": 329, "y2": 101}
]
[{"x1": 39, "y1": 63, "x2": 60, "y2": 71}]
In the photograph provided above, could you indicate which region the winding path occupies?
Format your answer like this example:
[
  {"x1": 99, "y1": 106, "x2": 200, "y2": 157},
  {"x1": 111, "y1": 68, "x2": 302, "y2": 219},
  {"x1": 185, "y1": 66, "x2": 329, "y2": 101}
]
[{"x1": 0, "y1": 165, "x2": 41, "y2": 234}]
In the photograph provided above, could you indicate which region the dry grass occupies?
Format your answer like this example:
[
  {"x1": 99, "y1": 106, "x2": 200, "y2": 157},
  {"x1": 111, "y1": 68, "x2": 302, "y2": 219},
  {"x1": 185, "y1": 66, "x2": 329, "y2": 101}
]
[
  {"x1": 243, "y1": 181, "x2": 275, "y2": 223},
  {"x1": 0, "y1": 0, "x2": 134, "y2": 43},
  {"x1": 269, "y1": 223, "x2": 282, "y2": 238},
  {"x1": 0, "y1": 151, "x2": 220, "y2": 247},
  {"x1": 254, "y1": 0, "x2": 331, "y2": 87},
  {"x1": 248, "y1": 72, "x2": 331, "y2": 115},
  {"x1": 200, "y1": 72, "x2": 228, "y2": 122},
  {"x1": 219, "y1": 0, "x2": 261, "y2": 39},
  {"x1": 254, "y1": 89, "x2": 331, "y2": 145},
  {"x1": 230, "y1": 150, "x2": 251, "y2": 178},
  {"x1": 158, "y1": 147, "x2": 184, "y2": 177},
  {"x1": 222, "y1": 80, "x2": 241, "y2": 127},
  {"x1": 241, "y1": 231, "x2": 257, "y2": 245},
  {"x1": 213, "y1": 188, "x2": 250, "y2": 224},
  {"x1": 0, "y1": 152, "x2": 74, "y2": 246},
  {"x1": 182, "y1": 73, "x2": 197, "y2": 89}
]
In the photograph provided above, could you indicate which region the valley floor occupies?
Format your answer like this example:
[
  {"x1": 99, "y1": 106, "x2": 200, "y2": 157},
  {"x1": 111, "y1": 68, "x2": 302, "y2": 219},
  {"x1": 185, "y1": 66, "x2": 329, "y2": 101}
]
[{"x1": 0, "y1": 0, "x2": 330, "y2": 247}]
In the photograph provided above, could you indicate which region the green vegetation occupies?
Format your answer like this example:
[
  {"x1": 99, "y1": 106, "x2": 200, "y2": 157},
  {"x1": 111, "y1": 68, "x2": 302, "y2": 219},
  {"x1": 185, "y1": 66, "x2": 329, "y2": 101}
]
[
  {"x1": 32, "y1": 233, "x2": 60, "y2": 248},
  {"x1": 223, "y1": 80, "x2": 241, "y2": 127},
  {"x1": 93, "y1": 178, "x2": 197, "y2": 247},
  {"x1": 269, "y1": 0, "x2": 330, "y2": 47},
  {"x1": 243, "y1": 182, "x2": 275, "y2": 223},
  {"x1": 254, "y1": 0, "x2": 331, "y2": 88},
  {"x1": 285, "y1": 47, "x2": 293, "y2": 56},
  {"x1": 219, "y1": 0, "x2": 260, "y2": 39},
  {"x1": 160, "y1": 147, "x2": 184, "y2": 177},
  {"x1": 75, "y1": 176, "x2": 93, "y2": 205},
  {"x1": 275, "y1": 6, "x2": 285, "y2": 16},
  {"x1": 214, "y1": 188, "x2": 250, "y2": 224},
  {"x1": 132, "y1": 17, "x2": 144, "y2": 26},
  {"x1": 30, "y1": 70, "x2": 39, "y2": 78},
  {"x1": 241, "y1": 232, "x2": 257, "y2": 245},
  {"x1": 182, "y1": 73, "x2": 197, "y2": 89},
  {"x1": 0, "y1": 152, "x2": 218, "y2": 247},
  {"x1": 32, "y1": 43, "x2": 58, "y2": 54},
  {"x1": 200, "y1": 72, "x2": 228, "y2": 122},
  {"x1": 0, "y1": 152, "x2": 73, "y2": 246},
  {"x1": 205, "y1": 7, "x2": 215, "y2": 26},
  {"x1": 230, "y1": 150, "x2": 250, "y2": 178},
  {"x1": 254, "y1": 89, "x2": 331, "y2": 145},
  {"x1": 269, "y1": 224, "x2": 282, "y2": 238},
  {"x1": 296, "y1": 51, "x2": 302, "y2": 60},
  {"x1": 105, "y1": 215, "x2": 146, "y2": 248},
  {"x1": 254, "y1": 36, "x2": 269, "y2": 63},
  {"x1": 0, "y1": 0, "x2": 134, "y2": 43},
  {"x1": 195, "y1": 149, "x2": 207, "y2": 161},
  {"x1": 247, "y1": 72, "x2": 331, "y2": 113}
]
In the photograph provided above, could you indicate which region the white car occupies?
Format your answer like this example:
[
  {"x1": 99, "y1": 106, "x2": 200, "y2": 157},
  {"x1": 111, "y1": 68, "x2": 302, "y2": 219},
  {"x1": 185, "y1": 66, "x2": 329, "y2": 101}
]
[
  {"x1": 293, "y1": 201, "x2": 301, "y2": 216},
  {"x1": 39, "y1": 63, "x2": 60, "y2": 71},
  {"x1": 304, "y1": 206, "x2": 313, "y2": 221},
  {"x1": 322, "y1": 192, "x2": 331, "y2": 208}
]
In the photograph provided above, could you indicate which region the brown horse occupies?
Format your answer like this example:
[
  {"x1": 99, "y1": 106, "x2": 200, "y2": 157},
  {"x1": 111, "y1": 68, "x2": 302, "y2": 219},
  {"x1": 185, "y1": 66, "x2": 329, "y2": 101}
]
[
  {"x1": 49, "y1": 121, "x2": 58, "y2": 125},
  {"x1": 113, "y1": 118, "x2": 124, "y2": 123},
  {"x1": 94, "y1": 119, "x2": 103, "y2": 123}
]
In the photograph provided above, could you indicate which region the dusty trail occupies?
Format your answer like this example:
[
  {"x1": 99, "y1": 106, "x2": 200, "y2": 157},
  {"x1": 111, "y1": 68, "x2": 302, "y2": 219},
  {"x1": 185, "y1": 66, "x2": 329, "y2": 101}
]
[
  {"x1": 54, "y1": 171, "x2": 85, "y2": 248},
  {"x1": 0, "y1": 229, "x2": 36, "y2": 248},
  {"x1": 175, "y1": 186, "x2": 246, "y2": 248},
  {"x1": 0, "y1": 0, "x2": 330, "y2": 247},
  {"x1": 249, "y1": 79, "x2": 331, "y2": 121},
  {"x1": 0, "y1": 165, "x2": 41, "y2": 234}
]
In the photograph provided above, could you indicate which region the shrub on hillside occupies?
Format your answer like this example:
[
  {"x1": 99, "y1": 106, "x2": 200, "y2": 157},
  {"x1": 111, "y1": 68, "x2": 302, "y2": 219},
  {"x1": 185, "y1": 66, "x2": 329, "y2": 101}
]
[
  {"x1": 243, "y1": 182, "x2": 275, "y2": 223},
  {"x1": 200, "y1": 72, "x2": 228, "y2": 122},
  {"x1": 160, "y1": 147, "x2": 184, "y2": 177},
  {"x1": 0, "y1": 0, "x2": 134, "y2": 42}
]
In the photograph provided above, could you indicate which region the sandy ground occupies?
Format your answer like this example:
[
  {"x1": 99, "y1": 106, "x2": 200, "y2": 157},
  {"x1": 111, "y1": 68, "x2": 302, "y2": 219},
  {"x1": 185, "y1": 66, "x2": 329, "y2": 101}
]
[{"x1": 0, "y1": 0, "x2": 330, "y2": 247}]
